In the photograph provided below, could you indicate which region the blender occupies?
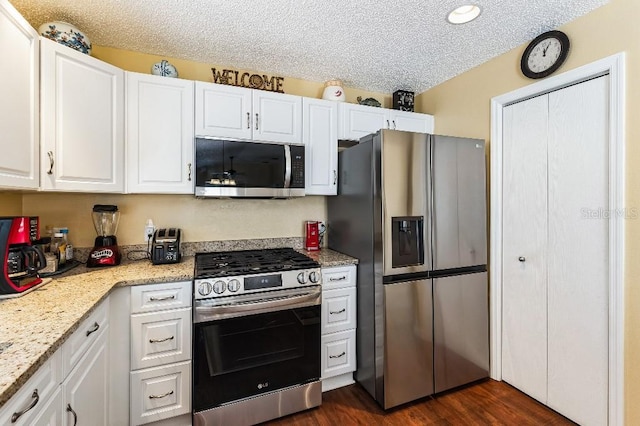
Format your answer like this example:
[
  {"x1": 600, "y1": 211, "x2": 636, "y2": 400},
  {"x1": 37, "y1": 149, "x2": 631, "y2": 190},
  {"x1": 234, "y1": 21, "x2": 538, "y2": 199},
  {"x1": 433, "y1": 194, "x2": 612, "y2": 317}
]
[{"x1": 87, "y1": 205, "x2": 121, "y2": 267}]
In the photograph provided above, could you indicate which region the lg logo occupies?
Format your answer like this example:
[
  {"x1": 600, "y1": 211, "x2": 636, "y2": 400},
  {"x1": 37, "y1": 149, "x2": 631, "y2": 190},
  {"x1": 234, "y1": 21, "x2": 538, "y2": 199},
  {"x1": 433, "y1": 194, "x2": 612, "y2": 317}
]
[{"x1": 257, "y1": 382, "x2": 269, "y2": 390}]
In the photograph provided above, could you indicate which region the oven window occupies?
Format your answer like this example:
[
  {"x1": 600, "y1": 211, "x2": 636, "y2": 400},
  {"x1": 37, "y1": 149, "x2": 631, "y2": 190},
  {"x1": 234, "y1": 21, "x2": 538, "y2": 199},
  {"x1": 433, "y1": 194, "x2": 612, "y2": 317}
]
[
  {"x1": 193, "y1": 305, "x2": 320, "y2": 411},
  {"x1": 195, "y1": 139, "x2": 286, "y2": 188}
]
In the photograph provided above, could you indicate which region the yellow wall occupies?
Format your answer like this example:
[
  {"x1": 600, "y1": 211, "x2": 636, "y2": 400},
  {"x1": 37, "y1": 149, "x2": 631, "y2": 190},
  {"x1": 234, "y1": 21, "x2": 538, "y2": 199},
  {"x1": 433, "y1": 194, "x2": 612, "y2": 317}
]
[
  {"x1": 0, "y1": 192, "x2": 23, "y2": 216},
  {"x1": 416, "y1": 0, "x2": 639, "y2": 421}
]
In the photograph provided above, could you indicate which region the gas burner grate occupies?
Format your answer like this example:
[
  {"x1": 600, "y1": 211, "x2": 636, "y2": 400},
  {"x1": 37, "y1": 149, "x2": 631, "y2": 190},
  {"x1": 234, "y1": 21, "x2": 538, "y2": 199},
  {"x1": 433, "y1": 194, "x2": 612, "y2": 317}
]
[{"x1": 195, "y1": 248, "x2": 319, "y2": 278}]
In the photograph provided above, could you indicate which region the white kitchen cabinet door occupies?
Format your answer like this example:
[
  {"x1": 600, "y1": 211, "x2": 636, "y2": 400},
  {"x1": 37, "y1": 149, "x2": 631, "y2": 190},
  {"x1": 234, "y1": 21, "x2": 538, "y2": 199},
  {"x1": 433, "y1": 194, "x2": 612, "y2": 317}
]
[
  {"x1": 63, "y1": 325, "x2": 109, "y2": 426},
  {"x1": 253, "y1": 90, "x2": 302, "y2": 144},
  {"x1": 303, "y1": 98, "x2": 337, "y2": 195},
  {"x1": 0, "y1": 0, "x2": 39, "y2": 189},
  {"x1": 388, "y1": 110, "x2": 434, "y2": 134},
  {"x1": 338, "y1": 102, "x2": 388, "y2": 141},
  {"x1": 127, "y1": 72, "x2": 194, "y2": 194},
  {"x1": 194, "y1": 81, "x2": 252, "y2": 140},
  {"x1": 40, "y1": 37, "x2": 124, "y2": 192},
  {"x1": 501, "y1": 94, "x2": 549, "y2": 404}
]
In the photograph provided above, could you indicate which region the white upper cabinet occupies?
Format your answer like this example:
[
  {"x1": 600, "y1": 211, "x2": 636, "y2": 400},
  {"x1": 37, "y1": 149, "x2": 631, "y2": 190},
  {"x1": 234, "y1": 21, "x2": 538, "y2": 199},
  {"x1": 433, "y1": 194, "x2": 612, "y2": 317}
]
[
  {"x1": 338, "y1": 103, "x2": 388, "y2": 141},
  {"x1": 40, "y1": 37, "x2": 125, "y2": 192},
  {"x1": 0, "y1": 0, "x2": 39, "y2": 189},
  {"x1": 338, "y1": 102, "x2": 434, "y2": 140},
  {"x1": 195, "y1": 81, "x2": 302, "y2": 144},
  {"x1": 303, "y1": 98, "x2": 337, "y2": 195},
  {"x1": 388, "y1": 109, "x2": 434, "y2": 134},
  {"x1": 252, "y1": 90, "x2": 302, "y2": 144},
  {"x1": 126, "y1": 72, "x2": 194, "y2": 194}
]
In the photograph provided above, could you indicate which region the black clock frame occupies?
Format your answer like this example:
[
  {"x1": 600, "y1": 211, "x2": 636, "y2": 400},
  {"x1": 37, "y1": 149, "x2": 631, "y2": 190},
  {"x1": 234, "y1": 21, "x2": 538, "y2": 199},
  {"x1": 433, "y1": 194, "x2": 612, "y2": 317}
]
[{"x1": 520, "y1": 30, "x2": 570, "y2": 79}]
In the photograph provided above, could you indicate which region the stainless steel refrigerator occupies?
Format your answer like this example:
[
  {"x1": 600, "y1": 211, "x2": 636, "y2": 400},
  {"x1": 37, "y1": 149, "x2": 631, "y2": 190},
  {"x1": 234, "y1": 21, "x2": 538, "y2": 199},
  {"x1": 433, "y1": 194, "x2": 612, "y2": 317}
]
[{"x1": 327, "y1": 129, "x2": 489, "y2": 409}]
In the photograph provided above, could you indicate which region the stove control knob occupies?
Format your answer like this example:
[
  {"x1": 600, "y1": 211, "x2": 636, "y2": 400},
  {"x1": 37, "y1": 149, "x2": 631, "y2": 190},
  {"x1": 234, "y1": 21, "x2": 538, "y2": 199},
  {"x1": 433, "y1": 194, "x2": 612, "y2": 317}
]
[
  {"x1": 213, "y1": 280, "x2": 227, "y2": 294},
  {"x1": 228, "y1": 279, "x2": 241, "y2": 292},
  {"x1": 309, "y1": 271, "x2": 320, "y2": 284},
  {"x1": 297, "y1": 272, "x2": 307, "y2": 284},
  {"x1": 198, "y1": 281, "x2": 213, "y2": 296}
]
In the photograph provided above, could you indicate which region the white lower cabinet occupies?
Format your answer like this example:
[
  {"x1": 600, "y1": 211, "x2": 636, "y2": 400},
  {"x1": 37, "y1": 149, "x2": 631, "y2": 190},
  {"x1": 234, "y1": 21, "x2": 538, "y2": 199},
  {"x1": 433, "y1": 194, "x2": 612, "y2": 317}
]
[
  {"x1": 130, "y1": 282, "x2": 192, "y2": 425},
  {"x1": 62, "y1": 325, "x2": 110, "y2": 425},
  {"x1": 320, "y1": 265, "x2": 357, "y2": 392},
  {"x1": 30, "y1": 388, "x2": 63, "y2": 426}
]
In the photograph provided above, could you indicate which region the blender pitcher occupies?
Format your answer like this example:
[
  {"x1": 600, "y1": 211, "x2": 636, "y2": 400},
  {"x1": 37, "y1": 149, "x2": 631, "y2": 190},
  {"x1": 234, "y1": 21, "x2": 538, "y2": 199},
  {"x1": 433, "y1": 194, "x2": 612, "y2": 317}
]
[{"x1": 87, "y1": 205, "x2": 121, "y2": 267}]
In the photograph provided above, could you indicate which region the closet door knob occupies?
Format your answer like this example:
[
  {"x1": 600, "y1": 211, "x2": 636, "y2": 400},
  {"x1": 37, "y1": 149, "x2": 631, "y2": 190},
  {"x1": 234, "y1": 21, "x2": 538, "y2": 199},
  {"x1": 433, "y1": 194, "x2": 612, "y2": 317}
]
[{"x1": 518, "y1": 256, "x2": 526, "y2": 262}]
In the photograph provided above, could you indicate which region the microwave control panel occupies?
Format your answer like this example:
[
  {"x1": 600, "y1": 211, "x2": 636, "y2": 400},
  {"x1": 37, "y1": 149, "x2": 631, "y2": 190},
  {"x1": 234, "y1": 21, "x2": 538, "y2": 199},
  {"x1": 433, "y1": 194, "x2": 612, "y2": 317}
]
[{"x1": 290, "y1": 146, "x2": 305, "y2": 188}]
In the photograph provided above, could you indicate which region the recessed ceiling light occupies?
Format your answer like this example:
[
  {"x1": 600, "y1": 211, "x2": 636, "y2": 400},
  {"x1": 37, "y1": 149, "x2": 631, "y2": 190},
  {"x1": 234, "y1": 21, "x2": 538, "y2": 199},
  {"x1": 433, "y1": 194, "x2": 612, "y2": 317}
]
[{"x1": 447, "y1": 5, "x2": 482, "y2": 24}]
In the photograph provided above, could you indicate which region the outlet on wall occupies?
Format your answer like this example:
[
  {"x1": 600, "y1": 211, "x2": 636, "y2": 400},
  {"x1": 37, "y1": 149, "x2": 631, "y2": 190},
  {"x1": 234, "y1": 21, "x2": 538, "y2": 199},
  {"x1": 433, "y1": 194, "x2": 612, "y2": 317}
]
[{"x1": 144, "y1": 219, "x2": 155, "y2": 243}]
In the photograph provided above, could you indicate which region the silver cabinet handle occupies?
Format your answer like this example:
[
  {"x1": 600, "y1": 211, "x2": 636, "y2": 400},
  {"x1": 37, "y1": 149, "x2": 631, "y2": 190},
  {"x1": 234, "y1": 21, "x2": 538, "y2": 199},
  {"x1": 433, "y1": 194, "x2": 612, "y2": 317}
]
[
  {"x1": 247, "y1": 112, "x2": 250, "y2": 129},
  {"x1": 149, "y1": 335, "x2": 174, "y2": 343},
  {"x1": 333, "y1": 170, "x2": 337, "y2": 185},
  {"x1": 188, "y1": 163, "x2": 192, "y2": 181},
  {"x1": 11, "y1": 389, "x2": 39, "y2": 423},
  {"x1": 66, "y1": 404, "x2": 78, "y2": 426},
  {"x1": 329, "y1": 308, "x2": 346, "y2": 315},
  {"x1": 329, "y1": 276, "x2": 346, "y2": 282},
  {"x1": 518, "y1": 256, "x2": 526, "y2": 262},
  {"x1": 392, "y1": 120, "x2": 397, "y2": 129},
  {"x1": 329, "y1": 351, "x2": 346, "y2": 359},
  {"x1": 47, "y1": 151, "x2": 54, "y2": 175},
  {"x1": 255, "y1": 113, "x2": 259, "y2": 130},
  {"x1": 150, "y1": 295, "x2": 175, "y2": 302},
  {"x1": 149, "y1": 390, "x2": 174, "y2": 399},
  {"x1": 86, "y1": 322, "x2": 99, "y2": 337}
]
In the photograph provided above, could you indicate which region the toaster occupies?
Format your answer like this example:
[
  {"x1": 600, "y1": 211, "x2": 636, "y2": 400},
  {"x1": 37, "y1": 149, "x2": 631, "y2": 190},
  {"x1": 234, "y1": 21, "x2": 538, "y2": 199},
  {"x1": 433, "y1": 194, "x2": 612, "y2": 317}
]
[{"x1": 151, "y1": 228, "x2": 182, "y2": 265}]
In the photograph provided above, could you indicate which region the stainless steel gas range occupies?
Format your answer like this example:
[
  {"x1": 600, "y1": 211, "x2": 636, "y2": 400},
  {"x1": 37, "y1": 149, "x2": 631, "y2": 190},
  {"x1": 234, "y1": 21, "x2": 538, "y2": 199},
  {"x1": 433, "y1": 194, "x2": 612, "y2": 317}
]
[{"x1": 192, "y1": 248, "x2": 322, "y2": 426}]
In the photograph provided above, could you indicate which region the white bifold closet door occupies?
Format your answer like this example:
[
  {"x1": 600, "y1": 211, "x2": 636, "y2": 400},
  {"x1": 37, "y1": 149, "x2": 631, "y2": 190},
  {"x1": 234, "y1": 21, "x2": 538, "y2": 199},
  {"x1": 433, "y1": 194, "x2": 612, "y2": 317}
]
[{"x1": 502, "y1": 75, "x2": 609, "y2": 426}]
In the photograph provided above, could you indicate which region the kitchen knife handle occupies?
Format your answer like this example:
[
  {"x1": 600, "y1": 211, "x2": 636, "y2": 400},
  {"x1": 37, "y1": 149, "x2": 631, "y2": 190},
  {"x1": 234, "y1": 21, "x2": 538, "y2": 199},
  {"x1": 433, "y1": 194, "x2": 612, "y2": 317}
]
[
  {"x1": 255, "y1": 113, "x2": 259, "y2": 130},
  {"x1": 247, "y1": 112, "x2": 250, "y2": 129},
  {"x1": 47, "y1": 151, "x2": 54, "y2": 175},
  {"x1": 11, "y1": 389, "x2": 39, "y2": 423},
  {"x1": 187, "y1": 163, "x2": 192, "y2": 181}
]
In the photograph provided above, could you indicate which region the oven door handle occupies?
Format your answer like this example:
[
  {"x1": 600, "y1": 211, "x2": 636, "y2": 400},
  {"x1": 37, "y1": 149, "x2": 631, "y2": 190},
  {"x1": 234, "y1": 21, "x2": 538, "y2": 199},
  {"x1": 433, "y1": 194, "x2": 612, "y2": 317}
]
[{"x1": 195, "y1": 289, "x2": 320, "y2": 321}]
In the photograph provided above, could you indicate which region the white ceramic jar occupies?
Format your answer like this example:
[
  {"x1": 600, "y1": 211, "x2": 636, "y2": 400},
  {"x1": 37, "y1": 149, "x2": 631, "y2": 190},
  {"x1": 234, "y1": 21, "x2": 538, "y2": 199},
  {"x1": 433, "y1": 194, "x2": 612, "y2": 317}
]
[{"x1": 322, "y1": 79, "x2": 346, "y2": 102}]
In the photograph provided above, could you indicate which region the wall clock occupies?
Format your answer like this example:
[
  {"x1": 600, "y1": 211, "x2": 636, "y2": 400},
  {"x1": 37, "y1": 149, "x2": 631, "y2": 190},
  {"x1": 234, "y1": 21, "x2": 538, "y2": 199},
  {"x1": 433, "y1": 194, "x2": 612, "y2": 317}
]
[{"x1": 520, "y1": 30, "x2": 570, "y2": 79}]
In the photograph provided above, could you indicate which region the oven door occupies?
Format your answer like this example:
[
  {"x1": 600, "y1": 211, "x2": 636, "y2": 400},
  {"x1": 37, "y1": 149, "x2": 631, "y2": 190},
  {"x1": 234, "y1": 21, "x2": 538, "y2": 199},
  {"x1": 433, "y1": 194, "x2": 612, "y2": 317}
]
[
  {"x1": 194, "y1": 138, "x2": 305, "y2": 198},
  {"x1": 193, "y1": 288, "x2": 321, "y2": 411}
]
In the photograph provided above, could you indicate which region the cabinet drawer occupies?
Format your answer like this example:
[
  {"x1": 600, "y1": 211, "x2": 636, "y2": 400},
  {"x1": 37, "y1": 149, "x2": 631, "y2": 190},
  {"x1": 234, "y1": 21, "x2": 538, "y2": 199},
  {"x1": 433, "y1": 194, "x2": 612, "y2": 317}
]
[
  {"x1": 131, "y1": 281, "x2": 191, "y2": 314},
  {"x1": 322, "y1": 286, "x2": 356, "y2": 334},
  {"x1": 321, "y1": 265, "x2": 356, "y2": 290},
  {"x1": 131, "y1": 308, "x2": 191, "y2": 370},
  {"x1": 62, "y1": 297, "x2": 109, "y2": 377},
  {"x1": 0, "y1": 349, "x2": 62, "y2": 425},
  {"x1": 321, "y1": 329, "x2": 356, "y2": 379},
  {"x1": 130, "y1": 361, "x2": 191, "y2": 425}
]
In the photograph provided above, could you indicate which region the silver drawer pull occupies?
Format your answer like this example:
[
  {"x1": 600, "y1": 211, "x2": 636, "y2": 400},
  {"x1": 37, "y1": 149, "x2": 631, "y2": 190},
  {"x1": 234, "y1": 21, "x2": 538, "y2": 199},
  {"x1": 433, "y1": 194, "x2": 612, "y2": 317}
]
[
  {"x1": 149, "y1": 390, "x2": 174, "y2": 399},
  {"x1": 150, "y1": 295, "x2": 176, "y2": 302},
  {"x1": 330, "y1": 308, "x2": 346, "y2": 315},
  {"x1": 329, "y1": 276, "x2": 347, "y2": 282},
  {"x1": 149, "y1": 336, "x2": 175, "y2": 344},
  {"x1": 86, "y1": 322, "x2": 100, "y2": 337},
  {"x1": 11, "y1": 389, "x2": 39, "y2": 423},
  {"x1": 329, "y1": 351, "x2": 346, "y2": 359}
]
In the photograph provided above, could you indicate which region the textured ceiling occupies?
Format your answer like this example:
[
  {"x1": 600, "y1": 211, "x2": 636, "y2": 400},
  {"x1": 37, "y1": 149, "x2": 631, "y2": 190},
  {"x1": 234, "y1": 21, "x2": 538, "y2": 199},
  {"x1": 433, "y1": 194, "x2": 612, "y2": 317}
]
[{"x1": 11, "y1": 0, "x2": 608, "y2": 94}]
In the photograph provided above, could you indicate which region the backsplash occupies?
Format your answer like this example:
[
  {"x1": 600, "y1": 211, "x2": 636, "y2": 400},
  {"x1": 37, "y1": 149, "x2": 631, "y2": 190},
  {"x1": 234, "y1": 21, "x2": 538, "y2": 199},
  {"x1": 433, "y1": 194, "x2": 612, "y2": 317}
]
[{"x1": 19, "y1": 193, "x2": 326, "y2": 247}]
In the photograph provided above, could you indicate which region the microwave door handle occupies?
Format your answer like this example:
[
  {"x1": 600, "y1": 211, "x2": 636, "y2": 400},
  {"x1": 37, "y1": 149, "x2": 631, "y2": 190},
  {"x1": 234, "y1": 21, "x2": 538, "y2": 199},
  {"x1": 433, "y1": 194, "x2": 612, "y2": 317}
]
[{"x1": 284, "y1": 144, "x2": 292, "y2": 188}]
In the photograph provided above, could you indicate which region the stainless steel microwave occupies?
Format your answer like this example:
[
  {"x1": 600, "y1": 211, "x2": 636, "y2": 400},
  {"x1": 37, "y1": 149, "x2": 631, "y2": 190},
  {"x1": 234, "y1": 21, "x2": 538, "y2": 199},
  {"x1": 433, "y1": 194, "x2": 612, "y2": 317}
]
[{"x1": 194, "y1": 138, "x2": 305, "y2": 198}]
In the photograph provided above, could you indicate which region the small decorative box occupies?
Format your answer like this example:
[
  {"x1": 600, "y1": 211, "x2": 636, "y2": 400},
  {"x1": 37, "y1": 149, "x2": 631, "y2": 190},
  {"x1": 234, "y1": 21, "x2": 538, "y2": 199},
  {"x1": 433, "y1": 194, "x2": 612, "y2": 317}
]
[{"x1": 393, "y1": 90, "x2": 415, "y2": 112}]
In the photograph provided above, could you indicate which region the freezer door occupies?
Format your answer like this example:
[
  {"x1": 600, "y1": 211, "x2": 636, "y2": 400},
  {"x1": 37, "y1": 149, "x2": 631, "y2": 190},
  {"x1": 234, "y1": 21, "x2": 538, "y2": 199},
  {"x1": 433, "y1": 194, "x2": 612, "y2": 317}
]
[
  {"x1": 382, "y1": 279, "x2": 433, "y2": 408},
  {"x1": 431, "y1": 136, "x2": 487, "y2": 270},
  {"x1": 433, "y1": 272, "x2": 489, "y2": 393},
  {"x1": 381, "y1": 130, "x2": 432, "y2": 276}
]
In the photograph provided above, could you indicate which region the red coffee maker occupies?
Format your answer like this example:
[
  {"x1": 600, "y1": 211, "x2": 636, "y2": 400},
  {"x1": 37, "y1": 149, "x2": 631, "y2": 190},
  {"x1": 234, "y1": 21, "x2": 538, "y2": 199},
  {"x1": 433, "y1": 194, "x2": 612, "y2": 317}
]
[
  {"x1": 305, "y1": 221, "x2": 324, "y2": 251},
  {"x1": 0, "y1": 216, "x2": 47, "y2": 297}
]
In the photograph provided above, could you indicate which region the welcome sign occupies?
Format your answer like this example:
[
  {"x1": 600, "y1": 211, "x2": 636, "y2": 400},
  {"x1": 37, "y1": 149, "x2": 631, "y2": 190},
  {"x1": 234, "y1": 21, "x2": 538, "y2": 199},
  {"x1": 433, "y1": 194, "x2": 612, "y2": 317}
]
[{"x1": 211, "y1": 68, "x2": 285, "y2": 93}]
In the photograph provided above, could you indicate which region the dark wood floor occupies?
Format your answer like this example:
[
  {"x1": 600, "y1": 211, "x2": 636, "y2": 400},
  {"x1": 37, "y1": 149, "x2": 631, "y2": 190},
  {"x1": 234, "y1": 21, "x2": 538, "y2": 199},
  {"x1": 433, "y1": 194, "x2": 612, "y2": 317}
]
[{"x1": 265, "y1": 380, "x2": 575, "y2": 425}]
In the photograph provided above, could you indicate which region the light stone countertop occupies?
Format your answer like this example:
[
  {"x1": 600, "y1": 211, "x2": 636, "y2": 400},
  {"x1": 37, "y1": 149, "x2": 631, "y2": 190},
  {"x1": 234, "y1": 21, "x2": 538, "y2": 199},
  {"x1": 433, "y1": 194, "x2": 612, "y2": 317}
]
[{"x1": 0, "y1": 247, "x2": 356, "y2": 407}]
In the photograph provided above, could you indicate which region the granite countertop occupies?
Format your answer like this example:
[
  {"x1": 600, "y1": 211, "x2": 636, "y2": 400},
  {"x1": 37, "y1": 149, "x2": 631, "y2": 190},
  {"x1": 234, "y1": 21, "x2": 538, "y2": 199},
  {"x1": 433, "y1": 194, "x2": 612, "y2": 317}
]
[{"x1": 0, "y1": 246, "x2": 356, "y2": 407}]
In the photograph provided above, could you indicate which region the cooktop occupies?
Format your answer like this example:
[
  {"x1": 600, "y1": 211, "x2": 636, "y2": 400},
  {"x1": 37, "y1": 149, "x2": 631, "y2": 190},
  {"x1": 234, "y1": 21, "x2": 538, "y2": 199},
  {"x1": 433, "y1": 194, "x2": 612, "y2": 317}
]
[{"x1": 194, "y1": 248, "x2": 319, "y2": 278}]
